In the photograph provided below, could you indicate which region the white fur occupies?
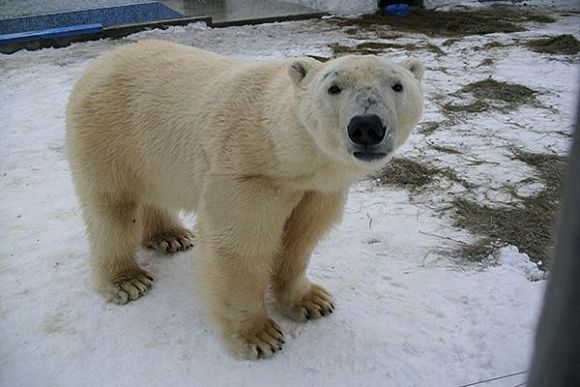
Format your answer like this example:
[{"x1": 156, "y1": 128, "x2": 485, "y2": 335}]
[{"x1": 66, "y1": 40, "x2": 424, "y2": 359}]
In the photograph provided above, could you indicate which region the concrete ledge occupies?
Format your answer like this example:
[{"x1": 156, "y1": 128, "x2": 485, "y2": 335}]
[
  {"x1": 0, "y1": 12, "x2": 326, "y2": 54},
  {"x1": 0, "y1": 3, "x2": 182, "y2": 35},
  {"x1": 0, "y1": 24, "x2": 103, "y2": 45},
  {"x1": 211, "y1": 12, "x2": 328, "y2": 27},
  {"x1": 0, "y1": 16, "x2": 211, "y2": 54}
]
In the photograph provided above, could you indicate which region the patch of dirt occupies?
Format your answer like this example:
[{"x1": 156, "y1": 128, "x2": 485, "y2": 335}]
[
  {"x1": 455, "y1": 237, "x2": 504, "y2": 263},
  {"x1": 442, "y1": 38, "x2": 461, "y2": 47},
  {"x1": 417, "y1": 121, "x2": 442, "y2": 135},
  {"x1": 526, "y1": 34, "x2": 580, "y2": 55},
  {"x1": 443, "y1": 100, "x2": 490, "y2": 114},
  {"x1": 478, "y1": 58, "x2": 494, "y2": 67},
  {"x1": 327, "y1": 6, "x2": 555, "y2": 37},
  {"x1": 463, "y1": 79, "x2": 537, "y2": 104},
  {"x1": 444, "y1": 79, "x2": 538, "y2": 114},
  {"x1": 375, "y1": 158, "x2": 470, "y2": 191},
  {"x1": 373, "y1": 149, "x2": 566, "y2": 268},
  {"x1": 328, "y1": 41, "x2": 445, "y2": 56},
  {"x1": 450, "y1": 150, "x2": 567, "y2": 268},
  {"x1": 428, "y1": 144, "x2": 463, "y2": 155},
  {"x1": 525, "y1": 13, "x2": 557, "y2": 23},
  {"x1": 473, "y1": 41, "x2": 512, "y2": 51}
]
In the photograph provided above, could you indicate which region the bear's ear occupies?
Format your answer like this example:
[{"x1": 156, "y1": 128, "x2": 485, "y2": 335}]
[
  {"x1": 403, "y1": 58, "x2": 424, "y2": 81},
  {"x1": 288, "y1": 58, "x2": 317, "y2": 85}
]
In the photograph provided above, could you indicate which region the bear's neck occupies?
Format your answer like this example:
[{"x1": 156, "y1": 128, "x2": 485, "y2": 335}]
[{"x1": 261, "y1": 82, "x2": 368, "y2": 193}]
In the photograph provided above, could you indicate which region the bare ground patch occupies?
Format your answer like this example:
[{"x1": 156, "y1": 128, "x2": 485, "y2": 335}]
[
  {"x1": 327, "y1": 6, "x2": 555, "y2": 37},
  {"x1": 417, "y1": 121, "x2": 444, "y2": 135},
  {"x1": 450, "y1": 150, "x2": 566, "y2": 268},
  {"x1": 374, "y1": 149, "x2": 566, "y2": 269},
  {"x1": 443, "y1": 79, "x2": 539, "y2": 115},
  {"x1": 374, "y1": 158, "x2": 471, "y2": 192},
  {"x1": 443, "y1": 100, "x2": 490, "y2": 114},
  {"x1": 478, "y1": 58, "x2": 495, "y2": 67},
  {"x1": 525, "y1": 34, "x2": 580, "y2": 55},
  {"x1": 472, "y1": 41, "x2": 514, "y2": 51},
  {"x1": 328, "y1": 41, "x2": 445, "y2": 56},
  {"x1": 463, "y1": 79, "x2": 537, "y2": 104}
]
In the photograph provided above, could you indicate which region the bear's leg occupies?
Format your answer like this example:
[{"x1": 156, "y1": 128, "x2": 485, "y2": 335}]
[
  {"x1": 196, "y1": 178, "x2": 301, "y2": 359},
  {"x1": 142, "y1": 205, "x2": 194, "y2": 254},
  {"x1": 83, "y1": 192, "x2": 153, "y2": 305},
  {"x1": 272, "y1": 190, "x2": 347, "y2": 322}
]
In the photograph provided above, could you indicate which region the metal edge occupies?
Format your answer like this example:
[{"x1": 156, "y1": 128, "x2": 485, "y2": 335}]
[
  {"x1": 0, "y1": 16, "x2": 211, "y2": 54},
  {"x1": 0, "y1": 10, "x2": 329, "y2": 55},
  {"x1": 211, "y1": 12, "x2": 328, "y2": 28}
]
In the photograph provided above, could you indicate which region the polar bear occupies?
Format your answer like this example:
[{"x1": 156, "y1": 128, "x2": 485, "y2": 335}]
[{"x1": 66, "y1": 40, "x2": 424, "y2": 359}]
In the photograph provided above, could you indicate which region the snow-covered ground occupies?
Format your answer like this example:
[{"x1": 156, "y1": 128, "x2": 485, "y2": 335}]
[{"x1": 1, "y1": 7, "x2": 578, "y2": 387}]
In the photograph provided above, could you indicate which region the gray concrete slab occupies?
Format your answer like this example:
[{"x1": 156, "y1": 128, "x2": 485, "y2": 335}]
[
  {"x1": 1, "y1": 0, "x2": 320, "y2": 23},
  {"x1": 0, "y1": 0, "x2": 149, "y2": 19},
  {"x1": 161, "y1": 0, "x2": 318, "y2": 22}
]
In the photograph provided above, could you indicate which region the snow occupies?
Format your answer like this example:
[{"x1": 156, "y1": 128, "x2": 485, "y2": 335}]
[
  {"x1": 1, "y1": 7, "x2": 578, "y2": 387},
  {"x1": 496, "y1": 246, "x2": 547, "y2": 282}
]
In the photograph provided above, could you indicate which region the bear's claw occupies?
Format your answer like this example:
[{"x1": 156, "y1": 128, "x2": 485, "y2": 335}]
[
  {"x1": 107, "y1": 271, "x2": 154, "y2": 305},
  {"x1": 289, "y1": 284, "x2": 335, "y2": 322},
  {"x1": 228, "y1": 318, "x2": 285, "y2": 360},
  {"x1": 145, "y1": 229, "x2": 194, "y2": 254}
]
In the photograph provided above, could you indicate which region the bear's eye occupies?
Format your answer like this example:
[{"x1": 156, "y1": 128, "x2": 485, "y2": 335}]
[
  {"x1": 328, "y1": 85, "x2": 342, "y2": 95},
  {"x1": 392, "y1": 83, "x2": 403, "y2": 92}
]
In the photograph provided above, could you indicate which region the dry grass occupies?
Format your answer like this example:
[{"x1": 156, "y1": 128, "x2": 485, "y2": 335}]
[
  {"x1": 450, "y1": 150, "x2": 567, "y2": 268},
  {"x1": 327, "y1": 6, "x2": 555, "y2": 37},
  {"x1": 371, "y1": 146, "x2": 568, "y2": 268},
  {"x1": 455, "y1": 237, "x2": 503, "y2": 263},
  {"x1": 473, "y1": 41, "x2": 512, "y2": 51},
  {"x1": 428, "y1": 144, "x2": 463, "y2": 155},
  {"x1": 478, "y1": 58, "x2": 495, "y2": 67},
  {"x1": 443, "y1": 100, "x2": 489, "y2": 114},
  {"x1": 375, "y1": 158, "x2": 470, "y2": 191},
  {"x1": 356, "y1": 42, "x2": 401, "y2": 51},
  {"x1": 526, "y1": 34, "x2": 580, "y2": 55},
  {"x1": 417, "y1": 121, "x2": 443, "y2": 135},
  {"x1": 375, "y1": 159, "x2": 439, "y2": 189},
  {"x1": 374, "y1": 151, "x2": 566, "y2": 268},
  {"x1": 328, "y1": 41, "x2": 445, "y2": 56},
  {"x1": 463, "y1": 79, "x2": 537, "y2": 105},
  {"x1": 442, "y1": 38, "x2": 461, "y2": 47},
  {"x1": 444, "y1": 79, "x2": 538, "y2": 114}
]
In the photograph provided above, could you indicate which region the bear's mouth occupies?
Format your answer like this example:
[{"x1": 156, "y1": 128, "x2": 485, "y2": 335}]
[
  {"x1": 347, "y1": 129, "x2": 395, "y2": 163},
  {"x1": 353, "y1": 151, "x2": 387, "y2": 162}
]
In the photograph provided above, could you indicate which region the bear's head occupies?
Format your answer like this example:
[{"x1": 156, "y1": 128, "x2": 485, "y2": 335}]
[{"x1": 289, "y1": 55, "x2": 423, "y2": 170}]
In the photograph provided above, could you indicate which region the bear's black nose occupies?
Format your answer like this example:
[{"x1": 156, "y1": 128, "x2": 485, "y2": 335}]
[{"x1": 347, "y1": 115, "x2": 386, "y2": 146}]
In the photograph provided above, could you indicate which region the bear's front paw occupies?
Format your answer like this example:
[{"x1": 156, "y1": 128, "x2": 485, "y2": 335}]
[
  {"x1": 225, "y1": 318, "x2": 285, "y2": 360},
  {"x1": 283, "y1": 284, "x2": 335, "y2": 322},
  {"x1": 104, "y1": 270, "x2": 154, "y2": 305},
  {"x1": 144, "y1": 229, "x2": 194, "y2": 254}
]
